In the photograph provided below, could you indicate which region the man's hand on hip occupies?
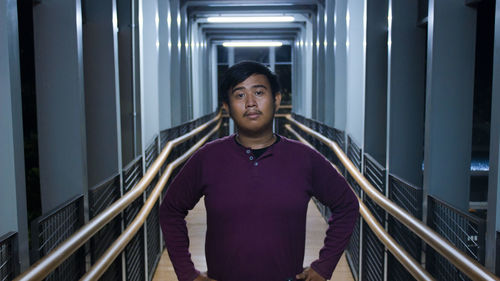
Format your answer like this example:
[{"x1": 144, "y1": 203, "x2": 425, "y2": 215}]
[
  {"x1": 296, "y1": 267, "x2": 326, "y2": 281},
  {"x1": 194, "y1": 272, "x2": 217, "y2": 281}
]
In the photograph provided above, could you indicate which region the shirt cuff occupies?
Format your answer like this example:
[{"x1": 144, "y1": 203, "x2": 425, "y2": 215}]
[
  {"x1": 188, "y1": 269, "x2": 201, "y2": 281},
  {"x1": 310, "y1": 261, "x2": 331, "y2": 280}
]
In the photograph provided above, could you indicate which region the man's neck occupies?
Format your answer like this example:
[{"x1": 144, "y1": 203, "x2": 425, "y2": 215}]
[{"x1": 236, "y1": 130, "x2": 276, "y2": 149}]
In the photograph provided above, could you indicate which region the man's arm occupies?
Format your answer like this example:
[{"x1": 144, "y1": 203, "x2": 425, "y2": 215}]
[
  {"x1": 159, "y1": 151, "x2": 205, "y2": 281},
  {"x1": 308, "y1": 150, "x2": 360, "y2": 280}
]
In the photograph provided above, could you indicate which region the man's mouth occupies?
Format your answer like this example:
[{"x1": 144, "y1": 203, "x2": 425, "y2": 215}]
[{"x1": 244, "y1": 111, "x2": 262, "y2": 118}]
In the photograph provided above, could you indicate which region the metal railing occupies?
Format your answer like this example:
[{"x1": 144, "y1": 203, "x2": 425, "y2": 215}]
[
  {"x1": 361, "y1": 153, "x2": 387, "y2": 281},
  {"x1": 427, "y1": 195, "x2": 487, "y2": 281},
  {"x1": 80, "y1": 118, "x2": 222, "y2": 280},
  {"x1": 347, "y1": 136, "x2": 362, "y2": 171},
  {"x1": 88, "y1": 173, "x2": 122, "y2": 281},
  {"x1": 15, "y1": 111, "x2": 222, "y2": 281},
  {"x1": 30, "y1": 195, "x2": 85, "y2": 281},
  {"x1": 285, "y1": 114, "x2": 499, "y2": 281},
  {"x1": 1, "y1": 231, "x2": 19, "y2": 281},
  {"x1": 15, "y1": 110, "x2": 496, "y2": 281},
  {"x1": 123, "y1": 156, "x2": 143, "y2": 193},
  {"x1": 285, "y1": 124, "x2": 433, "y2": 281},
  {"x1": 388, "y1": 174, "x2": 423, "y2": 281}
]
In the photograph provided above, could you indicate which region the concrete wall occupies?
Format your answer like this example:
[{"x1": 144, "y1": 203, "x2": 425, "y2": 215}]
[
  {"x1": 158, "y1": 0, "x2": 172, "y2": 130},
  {"x1": 334, "y1": 0, "x2": 348, "y2": 132},
  {"x1": 139, "y1": 0, "x2": 160, "y2": 148},
  {"x1": 0, "y1": 0, "x2": 29, "y2": 269},
  {"x1": 33, "y1": 0, "x2": 89, "y2": 212},
  {"x1": 423, "y1": 0, "x2": 477, "y2": 211},
  {"x1": 364, "y1": 0, "x2": 388, "y2": 164},
  {"x1": 83, "y1": 0, "x2": 121, "y2": 187},
  {"x1": 386, "y1": 0, "x2": 426, "y2": 187},
  {"x1": 345, "y1": 0, "x2": 366, "y2": 147},
  {"x1": 486, "y1": 0, "x2": 500, "y2": 271}
]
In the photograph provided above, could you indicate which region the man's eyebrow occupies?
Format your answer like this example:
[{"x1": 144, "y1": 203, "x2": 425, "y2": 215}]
[
  {"x1": 231, "y1": 84, "x2": 268, "y2": 94},
  {"x1": 231, "y1": 86, "x2": 245, "y2": 94}
]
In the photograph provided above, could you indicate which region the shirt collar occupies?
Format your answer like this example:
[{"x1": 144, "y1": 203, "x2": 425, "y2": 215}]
[{"x1": 229, "y1": 134, "x2": 283, "y2": 159}]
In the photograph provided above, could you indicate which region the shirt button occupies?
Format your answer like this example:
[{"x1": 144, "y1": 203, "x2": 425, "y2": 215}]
[
  {"x1": 254, "y1": 162, "x2": 259, "y2": 166},
  {"x1": 246, "y1": 149, "x2": 251, "y2": 154},
  {"x1": 249, "y1": 156, "x2": 254, "y2": 160}
]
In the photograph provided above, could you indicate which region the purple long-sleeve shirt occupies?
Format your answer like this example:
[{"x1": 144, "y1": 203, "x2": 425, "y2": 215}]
[{"x1": 159, "y1": 135, "x2": 359, "y2": 281}]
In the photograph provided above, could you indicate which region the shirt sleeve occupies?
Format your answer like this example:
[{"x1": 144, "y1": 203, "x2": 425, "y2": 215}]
[
  {"x1": 307, "y1": 149, "x2": 360, "y2": 280},
  {"x1": 159, "y1": 150, "x2": 205, "y2": 281}
]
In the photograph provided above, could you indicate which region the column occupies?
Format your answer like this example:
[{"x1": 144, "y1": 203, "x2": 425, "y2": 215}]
[
  {"x1": 324, "y1": 0, "x2": 335, "y2": 127},
  {"x1": 486, "y1": 0, "x2": 500, "y2": 273},
  {"x1": 179, "y1": 4, "x2": 191, "y2": 122},
  {"x1": 345, "y1": 0, "x2": 367, "y2": 149},
  {"x1": 423, "y1": 0, "x2": 477, "y2": 211},
  {"x1": 158, "y1": 0, "x2": 172, "y2": 130},
  {"x1": 83, "y1": 0, "x2": 122, "y2": 187},
  {"x1": 139, "y1": 0, "x2": 160, "y2": 150},
  {"x1": 210, "y1": 43, "x2": 218, "y2": 112},
  {"x1": 334, "y1": 0, "x2": 348, "y2": 132},
  {"x1": 269, "y1": 46, "x2": 275, "y2": 71},
  {"x1": 386, "y1": 0, "x2": 426, "y2": 187},
  {"x1": 315, "y1": 4, "x2": 326, "y2": 122},
  {"x1": 170, "y1": 0, "x2": 182, "y2": 126},
  {"x1": 0, "y1": 0, "x2": 29, "y2": 269},
  {"x1": 228, "y1": 46, "x2": 235, "y2": 135},
  {"x1": 364, "y1": 0, "x2": 388, "y2": 164},
  {"x1": 304, "y1": 22, "x2": 314, "y2": 118},
  {"x1": 117, "y1": 0, "x2": 141, "y2": 166},
  {"x1": 33, "y1": 0, "x2": 88, "y2": 212}
]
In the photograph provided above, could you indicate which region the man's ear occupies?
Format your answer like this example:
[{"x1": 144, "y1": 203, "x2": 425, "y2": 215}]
[
  {"x1": 274, "y1": 92, "x2": 282, "y2": 112},
  {"x1": 222, "y1": 102, "x2": 229, "y2": 113}
]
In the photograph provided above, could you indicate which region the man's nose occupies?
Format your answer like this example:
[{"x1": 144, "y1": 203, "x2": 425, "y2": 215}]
[{"x1": 245, "y1": 95, "x2": 257, "y2": 107}]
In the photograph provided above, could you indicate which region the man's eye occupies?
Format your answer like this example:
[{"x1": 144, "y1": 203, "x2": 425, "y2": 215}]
[
  {"x1": 255, "y1": 91, "x2": 264, "y2": 96},
  {"x1": 236, "y1": 93, "x2": 245, "y2": 98}
]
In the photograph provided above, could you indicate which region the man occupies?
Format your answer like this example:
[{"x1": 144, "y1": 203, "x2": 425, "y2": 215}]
[{"x1": 160, "y1": 61, "x2": 359, "y2": 281}]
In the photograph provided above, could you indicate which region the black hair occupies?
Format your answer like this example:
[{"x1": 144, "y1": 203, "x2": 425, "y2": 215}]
[{"x1": 219, "y1": 61, "x2": 281, "y2": 104}]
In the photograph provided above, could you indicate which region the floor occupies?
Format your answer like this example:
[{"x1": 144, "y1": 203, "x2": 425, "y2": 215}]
[{"x1": 152, "y1": 199, "x2": 354, "y2": 281}]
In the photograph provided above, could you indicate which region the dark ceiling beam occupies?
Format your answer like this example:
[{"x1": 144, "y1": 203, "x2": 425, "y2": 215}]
[
  {"x1": 208, "y1": 36, "x2": 296, "y2": 41},
  {"x1": 187, "y1": 5, "x2": 317, "y2": 16},
  {"x1": 201, "y1": 27, "x2": 300, "y2": 32},
  {"x1": 199, "y1": 22, "x2": 305, "y2": 29}
]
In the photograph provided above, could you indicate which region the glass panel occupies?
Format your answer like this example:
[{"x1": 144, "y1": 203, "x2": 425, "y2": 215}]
[
  {"x1": 275, "y1": 64, "x2": 291, "y2": 105},
  {"x1": 234, "y1": 47, "x2": 269, "y2": 63},
  {"x1": 217, "y1": 45, "x2": 228, "y2": 63},
  {"x1": 275, "y1": 45, "x2": 291, "y2": 62}
]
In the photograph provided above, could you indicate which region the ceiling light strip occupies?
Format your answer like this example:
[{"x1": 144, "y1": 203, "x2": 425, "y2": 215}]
[
  {"x1": 222, "y1": 41, "x2": 283, "y2": 47},
  {"x1": 207, "y1": 16, "x2": 295, "y2": 23}
]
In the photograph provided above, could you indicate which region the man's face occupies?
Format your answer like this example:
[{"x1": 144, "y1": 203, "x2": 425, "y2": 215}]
[{"x1": 223, "y1": 74, "x2": 281, "y2": 136}]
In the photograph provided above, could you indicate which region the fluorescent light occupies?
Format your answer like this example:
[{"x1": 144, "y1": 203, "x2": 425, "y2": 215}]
[
  {"x1": 207, "y1": 16, "x2": 295, "y2": 23},
  {"x1": 222, "y1": 41, "x2": 283, "y2": 47}
]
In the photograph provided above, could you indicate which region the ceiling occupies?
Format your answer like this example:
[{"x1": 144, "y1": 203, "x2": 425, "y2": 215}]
[{"x1": 182, "y1": 0, "x2": 323, "y2": 44}]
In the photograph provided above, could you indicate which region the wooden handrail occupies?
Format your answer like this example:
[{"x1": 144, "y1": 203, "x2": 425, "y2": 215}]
[
  {"x1": 80, "y1": 120, "x2": 222, "y2": 280},
  {"x1": 286, "y1": 114, "x2": 499, "y2": 281},
  {"x1": 15, "y1": 111, "x2": 222, "y2": 281},
  {"x1": 285, "y1": 124, "x2": 435, "y2": 281}
]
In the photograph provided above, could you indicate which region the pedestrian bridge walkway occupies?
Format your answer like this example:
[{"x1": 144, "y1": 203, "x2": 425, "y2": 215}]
[
  {"x1": 10, "y1": 112, "x2": 499, "y2": 281},
  {"x1": 151, "y1": 199, "x2": 354, "y2": 281}
]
